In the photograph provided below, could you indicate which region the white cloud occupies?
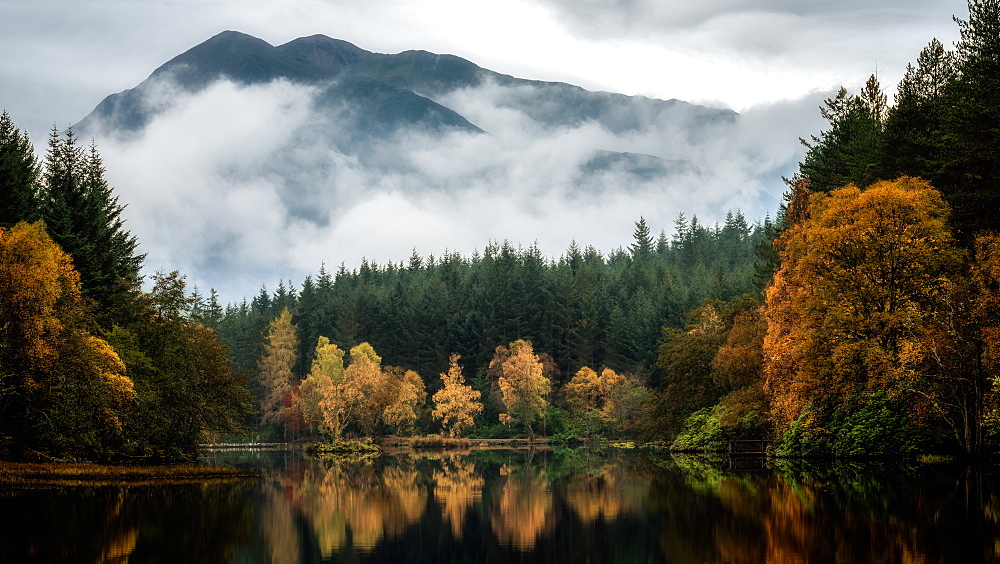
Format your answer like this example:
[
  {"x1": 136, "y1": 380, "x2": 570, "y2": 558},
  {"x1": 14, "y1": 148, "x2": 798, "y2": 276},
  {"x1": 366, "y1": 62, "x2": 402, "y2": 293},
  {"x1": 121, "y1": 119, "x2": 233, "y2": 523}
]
[{"x1": 89, "y1": 75, "x2": 826, "y2": 301}]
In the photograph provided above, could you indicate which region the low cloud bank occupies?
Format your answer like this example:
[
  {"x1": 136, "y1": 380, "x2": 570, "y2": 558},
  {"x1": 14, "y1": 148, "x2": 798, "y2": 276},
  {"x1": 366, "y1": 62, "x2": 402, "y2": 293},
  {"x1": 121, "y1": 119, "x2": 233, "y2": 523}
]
[{"x1": 92, "y1": 76, "x2": 827, "y2": 301}]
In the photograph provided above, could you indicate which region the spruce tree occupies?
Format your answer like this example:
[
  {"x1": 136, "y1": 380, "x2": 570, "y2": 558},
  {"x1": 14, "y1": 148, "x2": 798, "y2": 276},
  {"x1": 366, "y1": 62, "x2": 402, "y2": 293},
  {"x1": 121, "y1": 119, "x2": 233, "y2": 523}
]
[
  {"x1": 944, "y1": 0, "x2": 1000, "y2": 238},
  {"x1": 40, "y1": 128, "x2": 143, "y2": 315},
  {"x1": 0, "y1": 110, "x2": 41, "y2": 227}
]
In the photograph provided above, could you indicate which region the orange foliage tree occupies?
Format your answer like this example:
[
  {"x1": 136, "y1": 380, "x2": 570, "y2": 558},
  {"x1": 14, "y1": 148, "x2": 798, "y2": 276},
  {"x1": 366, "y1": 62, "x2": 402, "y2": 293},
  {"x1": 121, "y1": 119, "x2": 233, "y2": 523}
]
[
  {"x1": 916, "y1": 233, "x2": 1000, "y2": 454},
  {"x1": 763, "y1": 177, "x2": 960, "y2": 439},
  {"x1": 0, "y1": 221, "x2": 136, "y2": 458}
]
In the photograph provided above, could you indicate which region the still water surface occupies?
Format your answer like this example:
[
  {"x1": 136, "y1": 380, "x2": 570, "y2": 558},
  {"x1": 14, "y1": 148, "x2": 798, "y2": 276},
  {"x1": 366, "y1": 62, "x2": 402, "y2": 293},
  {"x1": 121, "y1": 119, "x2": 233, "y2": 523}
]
[{"x1": 2, "y1": 448, "x2": 999, "y2": 562}]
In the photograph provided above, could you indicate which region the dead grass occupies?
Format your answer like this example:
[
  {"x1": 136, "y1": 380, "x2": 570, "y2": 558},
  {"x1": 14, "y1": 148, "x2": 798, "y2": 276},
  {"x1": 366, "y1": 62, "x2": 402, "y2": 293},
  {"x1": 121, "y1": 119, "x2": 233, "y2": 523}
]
[{"x1": 0, "y1": 461, "x2": 255, "y2": 488}]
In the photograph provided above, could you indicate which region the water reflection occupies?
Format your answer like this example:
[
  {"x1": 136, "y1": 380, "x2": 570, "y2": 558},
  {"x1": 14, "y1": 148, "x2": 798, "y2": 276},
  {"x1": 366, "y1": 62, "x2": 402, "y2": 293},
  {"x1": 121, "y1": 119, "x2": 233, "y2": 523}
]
[
  {"x1": 433, "y1": 455, "x2": 483, "y2": 539},
  {"x1": 2, "y1": 449, "x2": 999, "y2": 562}
]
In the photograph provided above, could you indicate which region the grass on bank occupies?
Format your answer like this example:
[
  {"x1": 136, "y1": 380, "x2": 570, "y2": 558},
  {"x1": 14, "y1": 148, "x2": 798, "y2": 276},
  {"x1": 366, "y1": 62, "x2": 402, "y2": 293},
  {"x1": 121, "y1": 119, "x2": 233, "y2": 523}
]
[{"x1": 0, "y1": 461, "x2": 256, "y2": 487}]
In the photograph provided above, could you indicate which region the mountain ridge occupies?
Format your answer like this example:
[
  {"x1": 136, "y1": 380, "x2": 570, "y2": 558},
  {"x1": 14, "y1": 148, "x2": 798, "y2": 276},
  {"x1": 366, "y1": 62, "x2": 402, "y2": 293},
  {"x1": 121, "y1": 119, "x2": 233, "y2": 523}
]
[{"x1": 76, "y1": 30, "x2": 736, "y2": 145}]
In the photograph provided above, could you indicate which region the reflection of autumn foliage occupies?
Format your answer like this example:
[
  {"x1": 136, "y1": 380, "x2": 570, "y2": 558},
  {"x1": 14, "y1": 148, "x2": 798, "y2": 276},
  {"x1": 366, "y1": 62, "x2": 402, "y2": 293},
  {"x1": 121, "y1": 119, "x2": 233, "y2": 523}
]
[
  {"x1": 490, "y1": 465, "x2": 556, "y2": 550},
  {"x1": 562, "y1": 464, "x2": 647, "y2": 525},
  {"x1": 95, "y1": 490, "x2": 137, "y2": 564},
  {"x1": 433, "y1": 455, "x2": 484, "y2": 538},
  {"x1": 262, "y1": 477, "x2": 301, "y2": 564},
  {"x1": 284, "y1": 458, "x2": 428, "y2": 556},
  {"x1": 661, "y1": 457, "x2": 1000, "y2": 563}
]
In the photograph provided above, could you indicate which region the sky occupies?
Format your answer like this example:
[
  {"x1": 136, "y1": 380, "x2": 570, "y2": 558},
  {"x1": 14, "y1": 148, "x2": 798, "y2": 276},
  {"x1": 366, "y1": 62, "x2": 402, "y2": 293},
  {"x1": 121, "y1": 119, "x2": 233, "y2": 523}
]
[{"x1": 0, "y1": 0, "x2": 968, "y2": 301}]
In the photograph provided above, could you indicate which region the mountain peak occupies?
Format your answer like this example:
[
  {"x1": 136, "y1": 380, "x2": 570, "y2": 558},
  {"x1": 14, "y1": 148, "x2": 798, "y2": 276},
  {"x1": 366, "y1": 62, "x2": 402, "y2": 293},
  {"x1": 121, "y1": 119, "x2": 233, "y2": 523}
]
[{"x1": 76, "y1": 31, "x2": 735, "y2": 145}]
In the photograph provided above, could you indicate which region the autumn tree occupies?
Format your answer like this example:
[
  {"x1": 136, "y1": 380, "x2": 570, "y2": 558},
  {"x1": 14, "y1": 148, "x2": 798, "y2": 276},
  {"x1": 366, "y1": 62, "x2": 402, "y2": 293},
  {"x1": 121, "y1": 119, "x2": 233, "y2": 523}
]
[
  {"x1": 0, "y1": 221, "x2": 136, "y2": 459},
  {"x1": 564, "y1": 367, "x2": 626, "y2": 418},
  {"x1": 764, "y1": 178, "x2": 960, "y2": 454},
  {"x1": 297, "y1": 336, "x2": 344, "y2": 434},
  {"x1": 382, "y1": 367, "x2": 427, "y2": 435},
  {"x1": 563, "y1": 367, "x2": 602, "y2": 415},
  {"x1": 259, "y1": 308, "x2": 298, "y2": 440},
  {"x1": 495, "y1": 340, "x2": 551, "y2": 440},
  {"x1": 915, "y1": 234, "x2": 1000, "y2": 454},
  {"x1": 432, "y1": 354, "x2": 483, "y2": 437},
  {"x1": 339, "y1": 342, "x2": 387, "y2": 436}
]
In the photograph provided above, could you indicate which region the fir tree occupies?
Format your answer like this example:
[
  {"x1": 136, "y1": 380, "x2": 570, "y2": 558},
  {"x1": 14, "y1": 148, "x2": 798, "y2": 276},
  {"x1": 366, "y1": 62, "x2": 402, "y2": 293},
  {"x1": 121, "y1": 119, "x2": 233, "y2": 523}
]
[
  {"x1": 40, "y1": 128, "x2": 143, "y2": 314},
  {"x1": 0, "y1": 110, "x2": 41, "y2": 227}
]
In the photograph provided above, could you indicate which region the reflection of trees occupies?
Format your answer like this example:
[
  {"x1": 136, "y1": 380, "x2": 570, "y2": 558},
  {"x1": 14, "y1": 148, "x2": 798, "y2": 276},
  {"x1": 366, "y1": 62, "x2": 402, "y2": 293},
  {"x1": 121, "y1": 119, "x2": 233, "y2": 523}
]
[
  {"x1": 1, "y1": 478, "x2": 259, "y2": 562},
  {"x1": 490, "y1": 464, "x2": 556, "y2": 550},
  {"x1": 286, "y1": 458, "x2": 428, "y2": 557},
  {"x1": 562, "y1": 463, "x2": 647, "y2": 525},
  {"x1": 660, "y1": 456, "x2": 1000, "y2": 563},
  {"x1": 433, "y1": 455, "x2": 484, "y2": 538},
  {"x1": 95, "y1": 490, "x2": 137, "y2": 564},
  {"x1": 262, "y1": 477, "x2": 302, "y2": 564}
]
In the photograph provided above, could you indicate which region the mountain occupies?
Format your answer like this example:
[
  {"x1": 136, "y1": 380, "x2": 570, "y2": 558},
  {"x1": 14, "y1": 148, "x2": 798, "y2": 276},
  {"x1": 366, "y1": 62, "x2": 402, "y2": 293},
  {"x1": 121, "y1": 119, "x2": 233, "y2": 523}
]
[
  {"x1": 76, "y1": 31, "x2": 734, "y2": 152},
  {"x1": 66, "y1": 31, "x2": 800, "y2": 303}
]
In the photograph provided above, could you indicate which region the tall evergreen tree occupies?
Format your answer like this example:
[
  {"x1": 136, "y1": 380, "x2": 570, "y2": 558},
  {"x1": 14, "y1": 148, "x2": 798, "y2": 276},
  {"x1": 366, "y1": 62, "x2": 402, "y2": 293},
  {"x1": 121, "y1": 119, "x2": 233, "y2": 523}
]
[
  {"x1": 0, "y1": 111, "x2": 41, "y2": 227},
  {"x1": 40, "y1": 128, "x2": 143, "y2": 315},
  {"x1": 943, "y1": 0, "x2": 1000, "y2": 238}
]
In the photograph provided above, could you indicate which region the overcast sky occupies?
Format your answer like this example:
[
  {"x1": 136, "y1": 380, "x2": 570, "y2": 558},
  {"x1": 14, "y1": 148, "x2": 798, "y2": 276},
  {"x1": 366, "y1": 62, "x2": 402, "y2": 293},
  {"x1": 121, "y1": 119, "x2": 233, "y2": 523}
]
[{"x1": 0, "y1": 0, "x2": 969, "y2": 300}]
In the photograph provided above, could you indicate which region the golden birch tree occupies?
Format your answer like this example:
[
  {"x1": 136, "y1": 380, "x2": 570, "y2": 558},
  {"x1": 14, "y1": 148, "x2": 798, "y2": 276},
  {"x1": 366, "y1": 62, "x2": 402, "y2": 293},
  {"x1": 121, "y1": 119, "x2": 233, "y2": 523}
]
[
  {"x1": 495, "y1": 340, "x2": 551, "y2": 440},
  {"x1": 563, "y1": 367, "x2": 601, "y2": 414},
  {"x1": 298, "y1": 336, "x2": 344, "y2": 434},
  {"x1": 330, "y1": 342, "x2": 387, "y2": 437},
  {"x1": 0, "y1": 221, "x2": 136, "y2": 458},
  {"x1": 382, "y1": 367, "x2": 427, "y2": 435},
  {"x1": 432, "y1": 354, "x2": 483, "y2": 437}
]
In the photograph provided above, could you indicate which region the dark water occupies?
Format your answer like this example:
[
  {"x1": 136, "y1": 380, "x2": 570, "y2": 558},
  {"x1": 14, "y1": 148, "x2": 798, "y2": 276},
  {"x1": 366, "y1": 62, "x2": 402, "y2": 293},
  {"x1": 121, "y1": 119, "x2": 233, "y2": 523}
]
[{"x1": 2, "y1": 448, "x2": 999, "y2": 563}]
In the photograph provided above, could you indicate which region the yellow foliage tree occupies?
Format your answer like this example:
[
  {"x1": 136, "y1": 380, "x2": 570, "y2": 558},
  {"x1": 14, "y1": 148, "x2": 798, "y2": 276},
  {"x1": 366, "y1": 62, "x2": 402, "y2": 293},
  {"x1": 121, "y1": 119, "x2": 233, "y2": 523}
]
[
  {"x1": 297, "y1": 336, "x2": 344, "y2": 434},
  {"x1": 563, "y1": 367, "x2": 601, "y2": 414},
  {"x1": 341, "y1": 343, "x2": 387, "y2": 436},
  {"x1": 495, "y1": 340, "x2": 551, "y2": 440},
  {"x1": 432, "y1": 354, "x2": 483, "y2": 438},
  {"x1": 259, "y1": 308, "x2": 298, "y2": 439},
  {"x1": 382, "y1": 367, "x2": 427, "y2": 435},
  {"x1": 0, "y1": 221, "x2": 136, "y2": 458}
]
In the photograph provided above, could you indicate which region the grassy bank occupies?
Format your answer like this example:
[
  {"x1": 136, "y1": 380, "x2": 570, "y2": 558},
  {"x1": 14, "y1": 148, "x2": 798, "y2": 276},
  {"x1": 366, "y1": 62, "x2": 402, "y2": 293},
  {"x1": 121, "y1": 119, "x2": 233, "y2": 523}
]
[{"x1": 0, "y1": 461, "x2": 256, "y2": 487}]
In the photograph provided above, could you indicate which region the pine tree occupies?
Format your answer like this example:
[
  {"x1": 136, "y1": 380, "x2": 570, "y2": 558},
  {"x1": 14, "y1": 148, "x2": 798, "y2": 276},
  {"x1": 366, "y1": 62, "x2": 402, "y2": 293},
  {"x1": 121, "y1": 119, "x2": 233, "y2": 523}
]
[
  {"x1": 40, "y1": 129, "x2": 143, "y2": 314},
  {"x1": 0, "y1": 111, "x2": 41, "y2": 227},
  {"x1": 629, "y1": 216, "x2": 654, "y2": 260},
  {"x1": 943, "y1": 0, "x2": 1000, "y2": 238}
]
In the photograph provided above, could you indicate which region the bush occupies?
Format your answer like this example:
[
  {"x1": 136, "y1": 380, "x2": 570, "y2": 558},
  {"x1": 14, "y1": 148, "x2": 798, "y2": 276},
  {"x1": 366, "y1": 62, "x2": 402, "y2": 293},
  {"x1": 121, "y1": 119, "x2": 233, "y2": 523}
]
[
  {"x1": 776, "y1": 395, "x2": 916, "y2": 458},
  {"x1": 671, "y1": 406, "x2": 726, "y2": 452}
]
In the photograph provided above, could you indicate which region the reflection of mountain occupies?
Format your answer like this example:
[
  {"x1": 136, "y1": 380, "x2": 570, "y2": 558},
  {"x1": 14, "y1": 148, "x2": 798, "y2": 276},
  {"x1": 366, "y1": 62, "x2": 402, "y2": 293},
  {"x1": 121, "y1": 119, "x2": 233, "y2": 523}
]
[{"x1": 76, "y1": 30, "x2": 734, "y2": 168}]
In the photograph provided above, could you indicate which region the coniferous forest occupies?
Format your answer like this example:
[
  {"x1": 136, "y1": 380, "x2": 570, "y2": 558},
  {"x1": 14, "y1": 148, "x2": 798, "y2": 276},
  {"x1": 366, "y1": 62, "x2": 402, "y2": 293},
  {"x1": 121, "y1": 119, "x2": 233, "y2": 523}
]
[{"x1": 1, "y1": 0, "x2": 998, "y2": 461}]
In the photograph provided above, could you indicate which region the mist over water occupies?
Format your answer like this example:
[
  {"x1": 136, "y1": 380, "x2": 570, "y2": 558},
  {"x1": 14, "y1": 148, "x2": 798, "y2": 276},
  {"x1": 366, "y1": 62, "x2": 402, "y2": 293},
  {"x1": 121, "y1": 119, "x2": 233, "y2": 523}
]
[{"x1": 88, "y1": 76, "x2": 826, "y2": 301}]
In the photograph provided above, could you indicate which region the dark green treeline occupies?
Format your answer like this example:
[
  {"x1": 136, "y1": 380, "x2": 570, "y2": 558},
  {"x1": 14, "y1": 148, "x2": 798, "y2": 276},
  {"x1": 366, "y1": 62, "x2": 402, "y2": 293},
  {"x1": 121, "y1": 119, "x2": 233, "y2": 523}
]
[{"x1": 206, "y1": 214, "x2": 771, "y2": 395}]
